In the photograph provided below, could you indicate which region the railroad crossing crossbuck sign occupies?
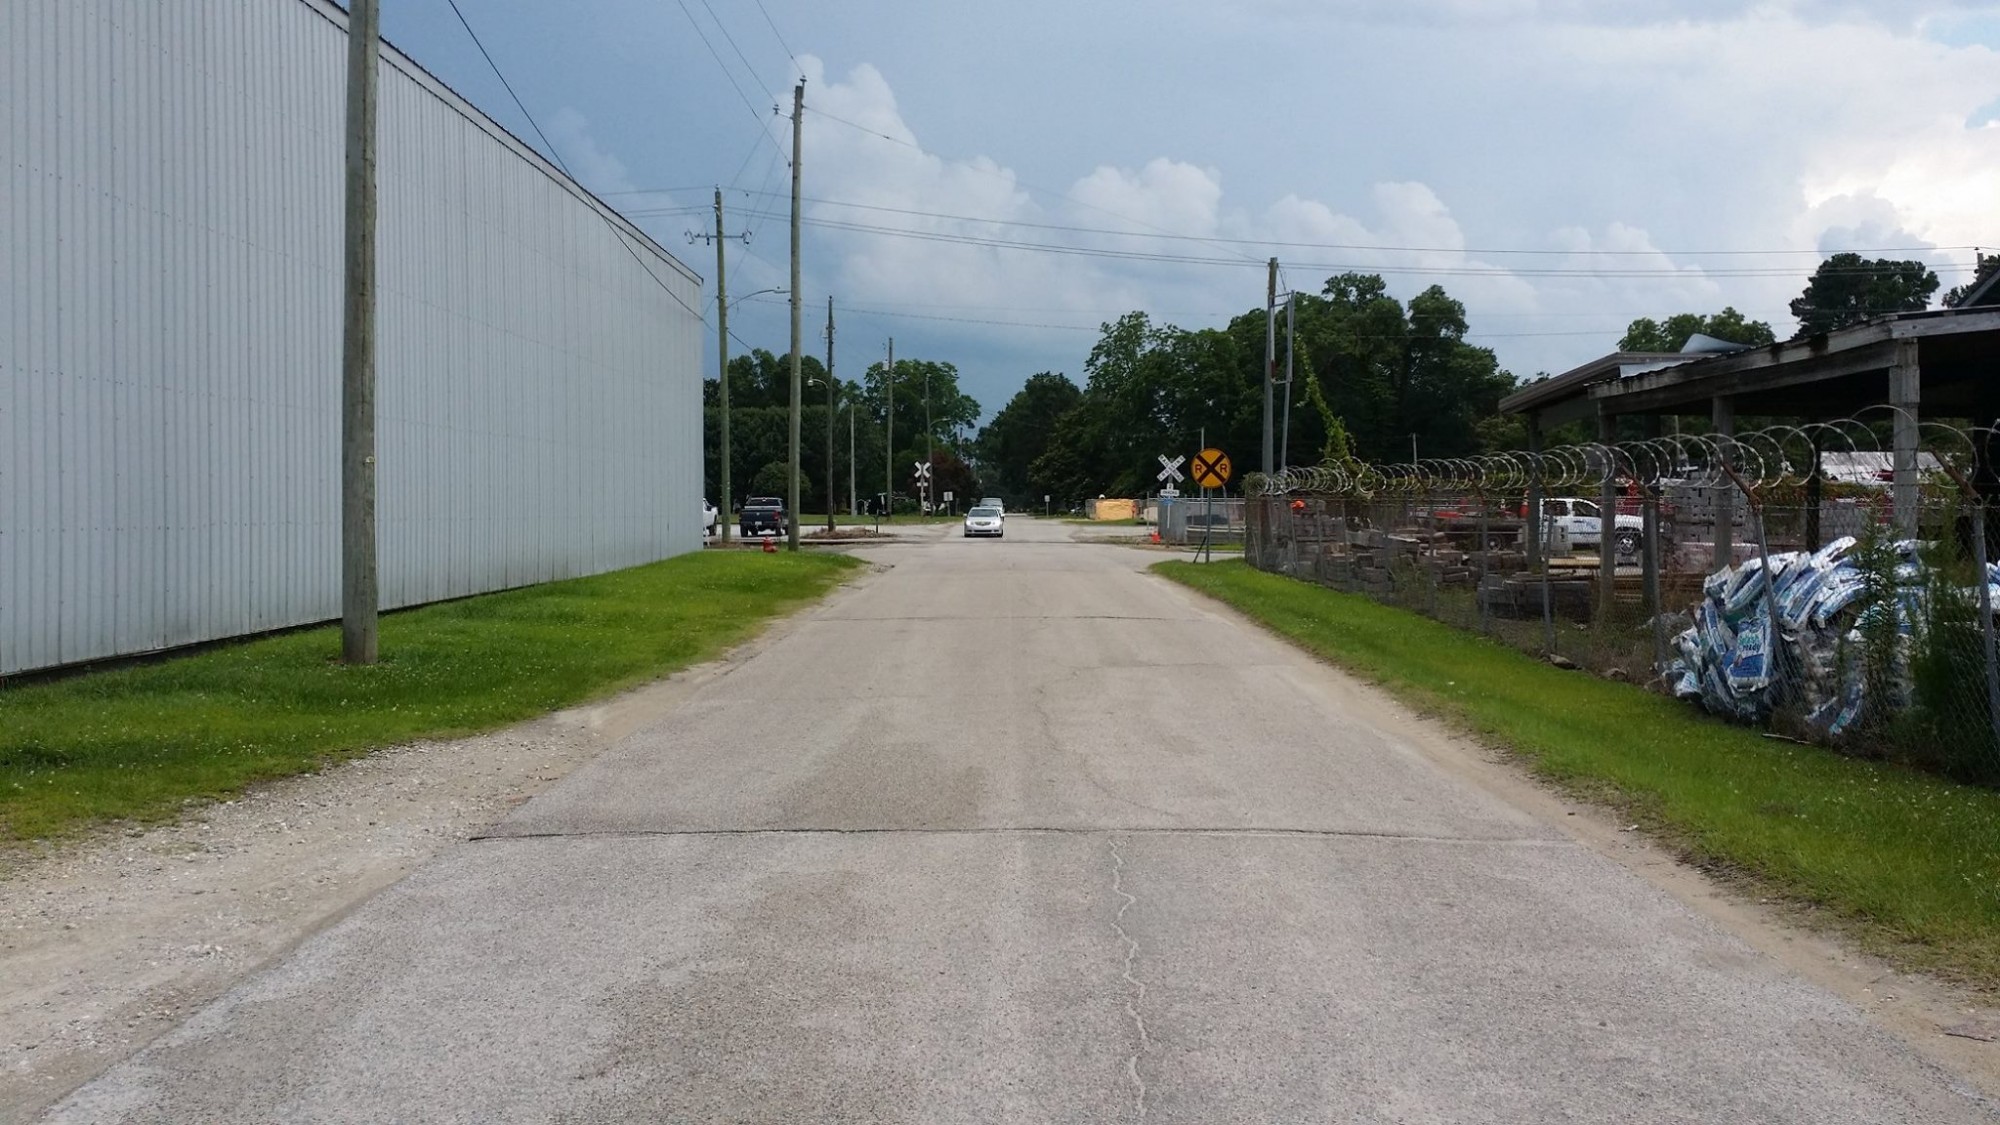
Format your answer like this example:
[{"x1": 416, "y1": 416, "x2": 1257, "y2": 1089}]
[
  {"x1": 1156, "y1": 453, "x2": 1186, "y2": 485},
  {"x1": 1190, "y1": 447, "x2": 1232, "y2": 489}
]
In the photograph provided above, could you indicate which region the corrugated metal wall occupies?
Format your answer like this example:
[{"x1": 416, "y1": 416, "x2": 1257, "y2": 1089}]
[{"x1": 1, "y1": 0, "x2": 704, "y2": 676}]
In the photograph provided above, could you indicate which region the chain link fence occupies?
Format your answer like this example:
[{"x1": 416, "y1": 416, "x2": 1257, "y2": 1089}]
[{"x1": 1241, "y1": 417, "x2": 2000, "y2": 788}]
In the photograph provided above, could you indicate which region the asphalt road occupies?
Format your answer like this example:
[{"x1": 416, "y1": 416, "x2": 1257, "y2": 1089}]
[{"x1": 45, "y1": 519, "x2": 1994, "y2": 1123}]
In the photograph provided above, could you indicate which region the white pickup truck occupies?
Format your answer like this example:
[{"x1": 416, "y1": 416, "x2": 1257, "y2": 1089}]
[{"x1": 1542, "y1": 497, "x2": 1642, "y2": 557}]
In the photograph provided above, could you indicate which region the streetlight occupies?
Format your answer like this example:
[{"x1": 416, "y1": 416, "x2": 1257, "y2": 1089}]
[
  {"x1": 808, "y1": 377, "x2": 855, "y2": 532},
  {"x1": 716, "y1": 286, "x2": 784, "y2": 542}
]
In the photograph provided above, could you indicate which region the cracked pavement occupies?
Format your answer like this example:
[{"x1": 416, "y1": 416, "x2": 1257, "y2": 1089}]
[{"x1": 42, "y1": 520, "x2": 1998, "y2": 1122}]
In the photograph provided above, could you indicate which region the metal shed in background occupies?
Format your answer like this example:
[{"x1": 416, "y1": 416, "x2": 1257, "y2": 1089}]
[{"x1": 2, "y1": 0, "x2": 705, "y2": 676}]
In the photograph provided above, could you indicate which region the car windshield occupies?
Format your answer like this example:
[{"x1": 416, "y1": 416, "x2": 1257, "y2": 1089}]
[{"x1": 968, "y1": 507, "x2": 1001, "y2": 518}]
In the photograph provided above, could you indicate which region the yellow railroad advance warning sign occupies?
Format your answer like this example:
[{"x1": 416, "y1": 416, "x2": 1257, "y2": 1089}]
[{"x1": 1190, "y1": 447, "x2": 1232, "y2": 489}]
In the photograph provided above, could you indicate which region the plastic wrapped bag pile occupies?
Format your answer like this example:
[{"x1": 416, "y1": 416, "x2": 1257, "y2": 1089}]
[{"x1": 1662, "y1": 536, "x2": 1974, "y2": 736}]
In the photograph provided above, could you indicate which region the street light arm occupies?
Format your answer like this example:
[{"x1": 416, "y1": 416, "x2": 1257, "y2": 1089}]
[{"x1": 727, "y1": 286, "x2": 787, "y2": 310}]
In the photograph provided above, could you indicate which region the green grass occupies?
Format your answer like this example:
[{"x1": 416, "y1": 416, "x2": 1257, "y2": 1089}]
[
  {"x1": 1155, "y1": 559, "x2": 2000, "y2": 991},
  {"x1": 0, "y1": 551, "x2": 863, "y2": 843}
]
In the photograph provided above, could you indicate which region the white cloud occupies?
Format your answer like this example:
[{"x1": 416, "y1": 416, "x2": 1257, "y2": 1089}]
[{"x1": 546, "y1": 107, "x2": 636, "y2": 195}]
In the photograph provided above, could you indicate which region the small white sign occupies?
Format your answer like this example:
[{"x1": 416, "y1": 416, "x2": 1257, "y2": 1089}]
[{"x1": 1157, "y1": 453, "x2": 1186, "y2": 484}]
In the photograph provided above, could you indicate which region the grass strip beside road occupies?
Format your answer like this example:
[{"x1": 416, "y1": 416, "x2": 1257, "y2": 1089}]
[
  {"x1": 1, "y1": 551, "x2": 864, "y2": 843},
  {"x1": 1155, "y1": 559, "x2": 2000, "y2": 991}
]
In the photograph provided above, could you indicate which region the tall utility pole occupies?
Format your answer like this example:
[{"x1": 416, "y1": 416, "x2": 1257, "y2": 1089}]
[
  {"x1": 824, "y1": 296, "x2": 836, "y2": 533},
  {"x1": 923, "y1": 367, "x2": 934, "y2": 513},
  {"x1": 699, "y1": 189, "x2": 753, "y2": 542},
  {"x1": 1280, "y1": 291, "x2": 1295, "y2": 469},
  {"x1": 341, "y1": 0, "x2": 380, "y2": 665},
  {"x1": 1262, "y1": 257, "x2": 1277, "y2": 478},
  {"x1": 785, "y1": 79, "x2": 805, "y2": 551},
  {"x1": 884, "y1": 337, "x2": 894, "y2": 514}
]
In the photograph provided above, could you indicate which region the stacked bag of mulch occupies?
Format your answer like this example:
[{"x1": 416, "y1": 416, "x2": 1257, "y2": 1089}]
[{"x1": 1662, "y1": 536, "x2": 1972, "y2": 736}]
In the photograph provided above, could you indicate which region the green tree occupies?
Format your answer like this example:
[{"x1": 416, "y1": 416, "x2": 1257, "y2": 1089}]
[
  {"x1": 855, "y1": 354, "x2": 981, "y2": 504},
  {"x1": 1619, "y1": 308, "x2": 1776, "y2": 352},
  {"x1": 976, "y1": 372, "x2": 1082, "y2": 503},
  {"x1": 1788, "y1": 253, "x2": 1939, "y2": 337},
  {"x1": 1944, "y1": 251, "x2": 1998, "y2": 308}
]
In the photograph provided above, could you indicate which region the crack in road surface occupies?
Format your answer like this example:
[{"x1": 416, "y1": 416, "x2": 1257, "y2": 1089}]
[
  {"x1": 470, "y1": 825, "x2": 1573, "y2": 845},
  {"x1": 1109, "y1": 837, "x2": 1151, "y2": 1122}
]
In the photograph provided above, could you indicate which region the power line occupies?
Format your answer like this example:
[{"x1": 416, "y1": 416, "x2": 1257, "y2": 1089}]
[
  {"x1": 697, "y1": 0, "x2": 775, "y2": 104},
  {"x1": 670, "y1": 0, "x2": 782, "y2": 140},
  {"x1": 751, "y1": 0, "x2": 803, "y2": 78},
  {"x1": 441, "y1": 0, "x2": 570, "y2": 177},
  {"x1": 799, "y1": 106, "x2": 1268, "y2": 267},
  {"x1": 440, "y1": 0, "x2": 707, "y2": 325},
  {"x1": 706, "y1": 206, "x2": 1983, "y2": 278},
  {"x1": 637, "y1": 186, "x2": 1978, "y2": 263}
]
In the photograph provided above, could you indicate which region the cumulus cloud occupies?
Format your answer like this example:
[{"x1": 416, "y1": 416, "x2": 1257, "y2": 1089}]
[
  {"x1": 546, "y1": 107, "x2": 636, "y2": 195},
  {"x1": 746, "y1": 0, "x2": 2000, "y2": 405},
  {"x1": 785, "y1": 54, "x2": 1761, "y2": 388}
]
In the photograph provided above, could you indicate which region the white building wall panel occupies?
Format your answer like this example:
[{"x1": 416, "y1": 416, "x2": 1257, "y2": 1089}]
[{"x1": 1, "y1": 0, "x2": 704, "y2": 676}]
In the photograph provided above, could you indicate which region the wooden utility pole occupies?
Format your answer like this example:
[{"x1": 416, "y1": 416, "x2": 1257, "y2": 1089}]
[
  {"x1": 713, "y1": 189, "x2": 733, "y2": 542},
  {"x1": 1281, "y1": 291, "x2": 1295, "y2": 469},
  {"x1": 692, "y1": 194, "x2": 752, "y2": 540},
  {"x1": 824, "y1": 296, "x2": 836, "y2": 533},
  {"x1": 341, "y1": 0, "x2": 380, "y2": 665},
  {"x1": 1263, "y1": 257, "x2": 1277, "y2": 477},
  {"x1": 885, "y1": 337, "x2": 894, "y2": 514},
  {"x1": 786, "y1": 79, "x2": 805, "y2": 551}
]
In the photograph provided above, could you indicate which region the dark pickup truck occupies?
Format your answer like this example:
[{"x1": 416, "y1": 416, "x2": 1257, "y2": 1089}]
[{"x1": 738, "y1": 496, "x2": 787, "y2": 537}]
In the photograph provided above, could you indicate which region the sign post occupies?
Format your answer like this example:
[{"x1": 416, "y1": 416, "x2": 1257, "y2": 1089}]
[{"x1": 1189, "y1": 447, "x2": 1232, "y2": 562}]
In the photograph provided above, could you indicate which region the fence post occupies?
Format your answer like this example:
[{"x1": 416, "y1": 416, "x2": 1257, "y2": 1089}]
[
  {"x1": 1644, "y1": 484, "x2": 1665, "y2": 676},
  {"x1": 1477, "y1": 488, "x2": 1491, "y2": 635},
  {"x1": 1541, "y1": 546, "x2": 1557, "y2": 656},
  {"x1": 1938, "y1": 461, "x2": 2000, "y2": 752},
  {"x1": 1974, "y1": 503, "x2": 2000, "y2": 752},
  {"x1": 1723, "y1": 463, "x2": 1788, "y2": 711}
]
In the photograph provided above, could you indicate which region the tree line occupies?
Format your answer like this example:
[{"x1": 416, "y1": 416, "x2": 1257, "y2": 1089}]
[
  {"x1": 973, "y1": 252, "x2": 1992, "y2": 507},
  {"x1": 704, "y1": 349, "x2": 981, "y2": 513}
]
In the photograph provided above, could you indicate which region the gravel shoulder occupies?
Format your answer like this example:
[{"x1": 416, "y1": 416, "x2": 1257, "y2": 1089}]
[{"x1": 0, "y1": 584, "x2": 836, "y2": 1122}]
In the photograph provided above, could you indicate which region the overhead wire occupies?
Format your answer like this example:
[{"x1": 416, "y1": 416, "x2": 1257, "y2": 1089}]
[
  {"x1": 670, "y1": 0, "x2": 783, "y2": 142},
  {"x1": 441, "y1": 0, "x2": 571, "y2": 177},
  {"x1": 707, "y1": 206, "x2": 1982, "y2": 278},
  {"x1": 751, "y1": 0, "x2": 803, "y2": 78},
  {"x1": 635, "y1": 187, "x2": 1977, "y2": 263},
  {"x1": 440, "y1": 0, "x2": 707, "y2": 324}
]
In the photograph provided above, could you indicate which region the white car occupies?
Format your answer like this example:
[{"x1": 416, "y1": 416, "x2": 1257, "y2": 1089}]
[
  {"x1": 702, "y1": 498, "x2": 719, "y2": 538},
  {"x1": 963, "y1": 506, "x2": 1004, "y2": 538}
]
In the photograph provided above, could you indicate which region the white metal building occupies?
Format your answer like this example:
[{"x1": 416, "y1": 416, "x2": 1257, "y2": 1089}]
[{"x1": 2, "y1": 0, "x2": 705, "y2": 676}]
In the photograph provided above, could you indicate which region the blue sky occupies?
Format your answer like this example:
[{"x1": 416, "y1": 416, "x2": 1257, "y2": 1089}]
[{"x1": 379, "y1": 0, "x2": 2000, "y2": 419}]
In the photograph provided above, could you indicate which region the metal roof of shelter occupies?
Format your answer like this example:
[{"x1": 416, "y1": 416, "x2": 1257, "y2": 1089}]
[
  {"x1": 1497, "y1": 352, "x2": 1698, "y2": 428},
  {"x1": 1587, "y1": 307, "x2": 2000, "y2": 418},
  {"x1": 1498, "y1": 307, "x2": 2000, "y2": 425}
]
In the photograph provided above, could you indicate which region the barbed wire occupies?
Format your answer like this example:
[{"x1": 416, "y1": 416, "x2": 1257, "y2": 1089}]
[{"x1": 1243, "y1": 413, "x2": 1992, "y2": 499}]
